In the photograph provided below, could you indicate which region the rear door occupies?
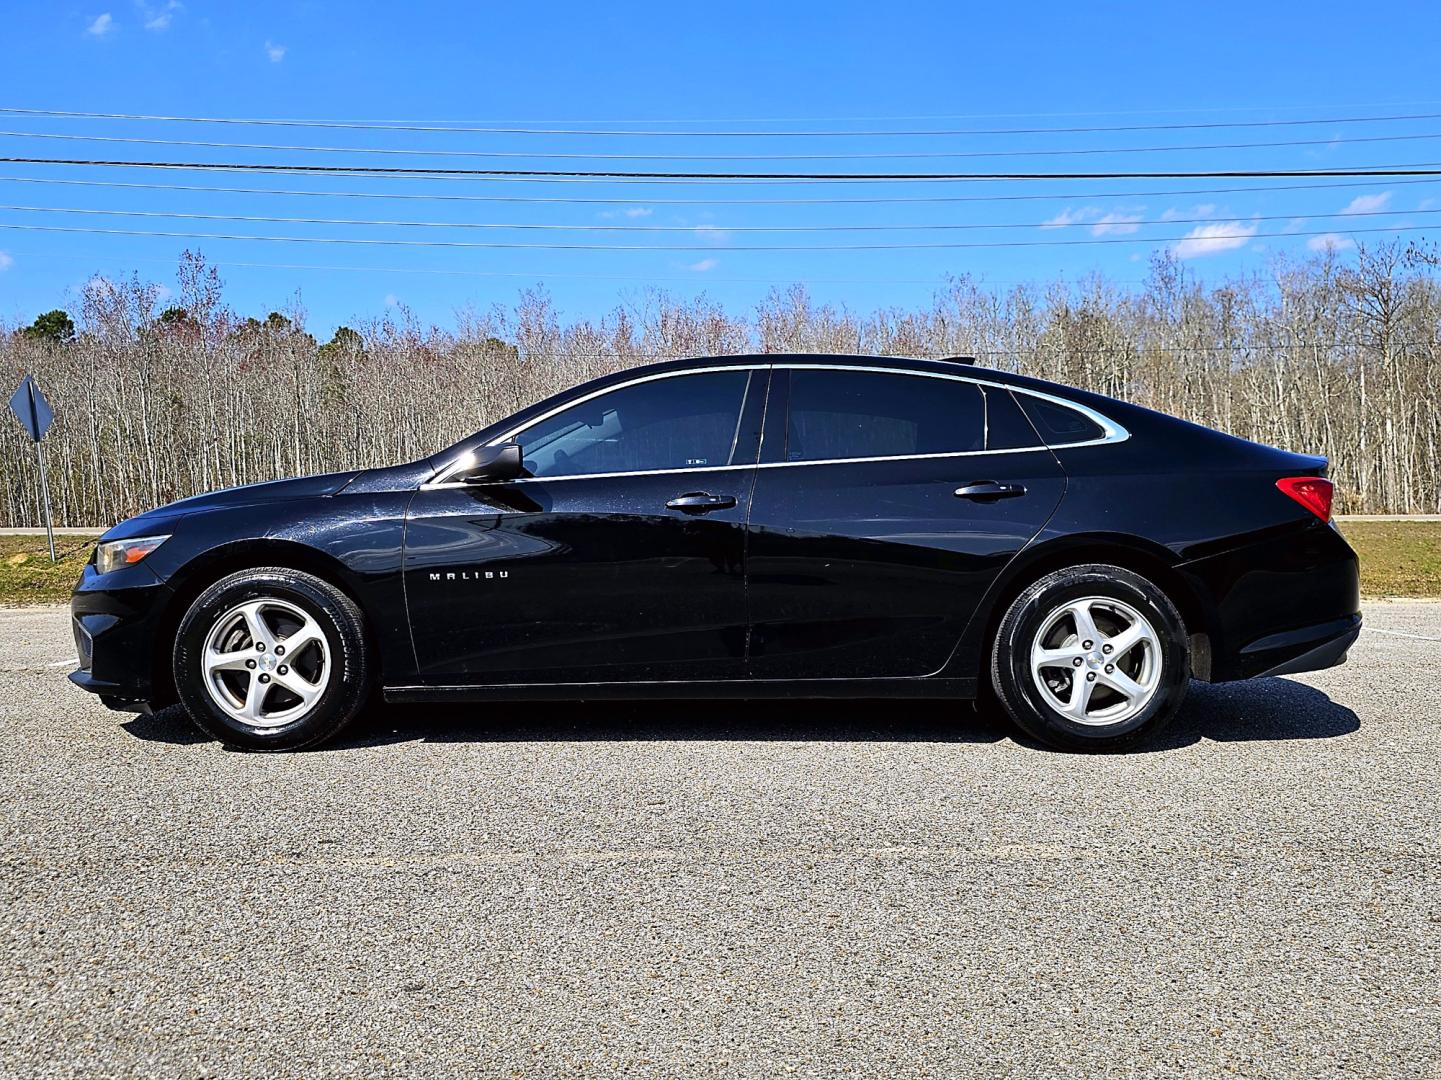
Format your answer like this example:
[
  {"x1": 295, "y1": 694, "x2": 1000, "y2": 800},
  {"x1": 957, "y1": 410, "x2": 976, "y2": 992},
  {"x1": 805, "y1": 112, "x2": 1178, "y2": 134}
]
[{"x1": 744, "y1": 365, "x2": 1066, "y2": 679}]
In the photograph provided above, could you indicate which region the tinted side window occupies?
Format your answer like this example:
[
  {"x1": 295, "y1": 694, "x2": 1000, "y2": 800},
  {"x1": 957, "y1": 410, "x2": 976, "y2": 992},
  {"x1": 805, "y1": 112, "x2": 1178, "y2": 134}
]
[
  {"x1": 984, "y1": 388, "x2": 1043, "y2": 450},
  {"x1": 1020, "y1": 396, "x2": 1106, "y2": 445},
  {"x1": 520, "y1": 370, "x2": 750, "y2": 477},
  {"x1": 785, "y1": 370, "x2": 985, "y2": 462}
]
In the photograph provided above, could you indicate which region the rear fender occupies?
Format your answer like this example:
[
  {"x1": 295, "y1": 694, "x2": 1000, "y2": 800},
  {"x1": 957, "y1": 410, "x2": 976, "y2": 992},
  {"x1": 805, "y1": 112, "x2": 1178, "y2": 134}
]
[{"x1": 938, "y1": 530, "x2": 1214, "y2": 682}]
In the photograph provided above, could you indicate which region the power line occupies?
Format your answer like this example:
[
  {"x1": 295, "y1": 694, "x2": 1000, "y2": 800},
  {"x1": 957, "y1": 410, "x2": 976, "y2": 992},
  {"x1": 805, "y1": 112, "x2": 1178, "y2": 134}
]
[
  {"x1": 356, "y1": 342, "x2": 1440, "y2": 357},
  {"x1": 3, "y1": 248, "x2": 1111, "y2": 286},
  {"x1": 9, "y1": 99, "x2": 1441, "y2": 125},
  {"x1": 4, "y1": 202, "x2": 1434, "y2": 233},
  {"x1": 7, "y1": 106, "x2": 1441, "y2": 137},
  {"x1": 4, "y1": 127, "x2": 1441, "y2": 161},
  {"x1": 2, "y1": 173, "x2": 1437, "y2": 207},
  {"x1": 6, "y1": 157, "x2": 1441, "y2": 182},
  {"x1": 0, "y1": 221, "x2": 1430, "y2": 251}
]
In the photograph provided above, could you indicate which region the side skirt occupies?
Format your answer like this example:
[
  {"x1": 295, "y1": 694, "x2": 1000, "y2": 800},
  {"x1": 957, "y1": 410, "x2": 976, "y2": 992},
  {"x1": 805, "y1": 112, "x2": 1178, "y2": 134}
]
[{"x1": 383, "y1": 676, "x2": 977, "y2": 704}]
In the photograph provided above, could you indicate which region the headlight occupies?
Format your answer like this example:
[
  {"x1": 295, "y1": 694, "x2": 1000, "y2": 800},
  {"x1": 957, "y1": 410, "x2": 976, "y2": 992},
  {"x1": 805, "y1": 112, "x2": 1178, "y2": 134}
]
[{"x1": 95, "y1": 535, "x2": 170, "y2": 576}]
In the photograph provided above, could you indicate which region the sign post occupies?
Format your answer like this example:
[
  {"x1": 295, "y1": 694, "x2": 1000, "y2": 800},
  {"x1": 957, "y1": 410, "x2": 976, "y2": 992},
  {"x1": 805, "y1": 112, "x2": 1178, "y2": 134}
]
[{"x1": 8, "y1": 375, "x2": 57, "y2": 562}]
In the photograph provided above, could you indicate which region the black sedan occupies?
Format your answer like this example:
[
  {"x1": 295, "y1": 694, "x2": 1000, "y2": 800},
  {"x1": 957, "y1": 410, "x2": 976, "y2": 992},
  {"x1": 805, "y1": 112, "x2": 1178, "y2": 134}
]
[{"x1": 70, "y1": 353, "x2": 1361, "y2": 752}]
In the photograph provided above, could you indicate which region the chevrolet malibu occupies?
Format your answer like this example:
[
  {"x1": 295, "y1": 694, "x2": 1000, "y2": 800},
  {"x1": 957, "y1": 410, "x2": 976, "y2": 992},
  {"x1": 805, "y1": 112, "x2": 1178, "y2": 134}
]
[{"x1": 70, "y1": 353, "x2": 1361, "y2": 752}]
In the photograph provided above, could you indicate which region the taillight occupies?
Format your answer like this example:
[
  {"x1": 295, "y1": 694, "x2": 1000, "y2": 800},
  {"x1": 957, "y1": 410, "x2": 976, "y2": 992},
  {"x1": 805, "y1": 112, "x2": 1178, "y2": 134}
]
[{"x1": 1276, "y1": 476, "x2": 1333, "y2": 521}]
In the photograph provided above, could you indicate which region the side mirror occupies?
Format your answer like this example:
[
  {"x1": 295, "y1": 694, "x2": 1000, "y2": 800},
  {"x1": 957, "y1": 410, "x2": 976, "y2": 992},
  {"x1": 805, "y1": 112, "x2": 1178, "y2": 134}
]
[{"x1": 457, "y1": 441, "x2": 524, "y2": 483}]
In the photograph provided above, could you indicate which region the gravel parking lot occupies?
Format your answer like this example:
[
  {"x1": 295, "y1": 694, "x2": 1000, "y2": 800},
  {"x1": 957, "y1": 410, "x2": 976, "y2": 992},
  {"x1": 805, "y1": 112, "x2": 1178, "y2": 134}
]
[{"x1": 1, "y1": 602, "x2": 1437, "y2": 1078}]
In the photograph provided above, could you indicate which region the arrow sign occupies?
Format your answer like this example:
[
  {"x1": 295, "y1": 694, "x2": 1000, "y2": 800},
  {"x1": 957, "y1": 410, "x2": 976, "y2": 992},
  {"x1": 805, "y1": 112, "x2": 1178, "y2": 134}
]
[
  {"x1": 8, "y1": 375, "x2": 57, "y2": 562},
  {"x1": 9, "y1": 375, "x2": 54, "y2": 443}
]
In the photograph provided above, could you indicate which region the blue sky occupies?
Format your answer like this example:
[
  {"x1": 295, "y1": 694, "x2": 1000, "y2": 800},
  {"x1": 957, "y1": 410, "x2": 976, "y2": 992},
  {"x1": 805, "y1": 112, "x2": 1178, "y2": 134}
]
[{"x1": 2, "y1": 0, "x2": 1440, "y2": 334}]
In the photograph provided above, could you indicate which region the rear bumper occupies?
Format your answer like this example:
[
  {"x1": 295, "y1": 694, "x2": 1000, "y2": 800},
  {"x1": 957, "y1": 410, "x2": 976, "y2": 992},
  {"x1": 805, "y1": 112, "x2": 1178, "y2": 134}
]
[
  {"x1": 1242, "y1": 614, "x2": 1361, "y2": 679},
  {"x1": 1179, "y1": 518, "x2": 1361, "y2": 682}
]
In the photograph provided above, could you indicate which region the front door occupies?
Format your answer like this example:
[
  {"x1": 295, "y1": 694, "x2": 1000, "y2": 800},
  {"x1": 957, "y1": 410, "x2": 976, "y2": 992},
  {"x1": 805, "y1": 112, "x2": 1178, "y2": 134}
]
[
  {"x1": 404, "y1": 367, "x2": 765, "y2": 685},
  {"x1": 745, "y1": 366, "x2": 1066, "y2": 679}
]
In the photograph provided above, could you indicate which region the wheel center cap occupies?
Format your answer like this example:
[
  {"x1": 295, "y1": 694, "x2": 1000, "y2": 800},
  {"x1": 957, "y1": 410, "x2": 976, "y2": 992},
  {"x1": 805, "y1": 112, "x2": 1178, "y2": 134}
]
[{"x1": 258, "y1": 653, "x2": 278, "y2": 673}]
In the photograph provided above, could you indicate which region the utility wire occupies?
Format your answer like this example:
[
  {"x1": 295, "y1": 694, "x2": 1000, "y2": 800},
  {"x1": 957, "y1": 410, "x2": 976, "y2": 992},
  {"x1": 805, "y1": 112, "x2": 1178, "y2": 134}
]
[
  {"x1": 7, "y1": 106, "x2": 1441, "y2": 137},
  {"x1": 0, "y1": 249, "x2": 1089, "y2": 285},
  {"x1": 4, "y1": 127, "x2": 1441, "y2": 161},
  {"x1": 1, "y1": 173, "x2": 1437, "y2": 206},
  {"x1": 0, "y1": 221, "x2": 1430, "y2": 251},
  {"x1": 5, "y1": 157, "x2": 1441, "y2": 181},
  {"x1": 4, "y1": 202, "x2": 1434, "y2": 233},
  {"x1": 9, "y1": 99, "x2": 1441, "y2": 125}
]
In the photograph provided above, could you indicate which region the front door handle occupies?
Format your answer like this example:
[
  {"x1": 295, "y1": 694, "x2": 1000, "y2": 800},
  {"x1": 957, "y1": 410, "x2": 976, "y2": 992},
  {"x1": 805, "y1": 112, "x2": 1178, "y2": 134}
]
[
  {"x1": 954, "y1": 480, "x2": 1027, "y2": 500},
  {"x1": 666, "y1": 492, "x2": 738, "y2": 513}
]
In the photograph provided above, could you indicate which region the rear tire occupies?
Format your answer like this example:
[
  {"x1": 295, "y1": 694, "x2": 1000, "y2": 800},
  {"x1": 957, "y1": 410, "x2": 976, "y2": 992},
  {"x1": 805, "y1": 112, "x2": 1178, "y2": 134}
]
[
  {"x1": 172, "y1": 567, "x2": 370, "y2": 752},
  {"x1": 990, "y1": 564, "x2": 1189, "y2": 752}
]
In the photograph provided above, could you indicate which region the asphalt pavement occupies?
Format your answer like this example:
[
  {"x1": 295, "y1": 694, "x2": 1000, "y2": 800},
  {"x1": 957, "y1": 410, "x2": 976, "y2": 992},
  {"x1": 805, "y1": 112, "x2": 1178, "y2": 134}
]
[{"x1": 1, "y1": 602, "x2": 1437, "y2": 1078}]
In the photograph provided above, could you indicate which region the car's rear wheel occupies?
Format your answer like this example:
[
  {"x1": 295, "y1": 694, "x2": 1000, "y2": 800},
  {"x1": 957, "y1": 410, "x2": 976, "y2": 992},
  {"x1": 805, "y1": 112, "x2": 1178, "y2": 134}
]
[
  {"x1": 172, "y1": 567, "x2": 370, "y2": 751},
  {"x1": 990, "y1": 564, "x2": 1189, "y2": 751}
]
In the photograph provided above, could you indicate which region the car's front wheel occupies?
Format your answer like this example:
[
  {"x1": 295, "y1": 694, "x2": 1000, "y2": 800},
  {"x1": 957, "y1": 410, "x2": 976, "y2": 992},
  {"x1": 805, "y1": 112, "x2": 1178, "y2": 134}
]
[
  {"x1": 172, "y1": 567, "x2": 371, "y2": 751},
  {"x1": 990, "y1": 564, "x2": 1189, "y2": 751}
]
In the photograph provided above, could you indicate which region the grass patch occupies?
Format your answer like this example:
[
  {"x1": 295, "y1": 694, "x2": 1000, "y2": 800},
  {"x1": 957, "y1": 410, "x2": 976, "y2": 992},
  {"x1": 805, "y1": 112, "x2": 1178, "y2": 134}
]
[
  {"x1": 0, "y1": 521, "x2": 1436, "y2": 606},
  {"x1": 1341, "y1": 520, "x2": 1441, "y2": 599},
  {"x1": 0, "y1": 534, "x2": 97, "y2": 605}
]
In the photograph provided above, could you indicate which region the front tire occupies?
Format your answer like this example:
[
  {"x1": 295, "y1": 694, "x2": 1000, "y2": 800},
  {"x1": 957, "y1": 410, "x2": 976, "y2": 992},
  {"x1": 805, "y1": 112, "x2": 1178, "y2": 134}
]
[
  {"x1": 990, "y1": 564, "x2": 1189, "y2": 751},
  {"x1": 173, "y1": 567, "x2": 371, "y2": 751}
]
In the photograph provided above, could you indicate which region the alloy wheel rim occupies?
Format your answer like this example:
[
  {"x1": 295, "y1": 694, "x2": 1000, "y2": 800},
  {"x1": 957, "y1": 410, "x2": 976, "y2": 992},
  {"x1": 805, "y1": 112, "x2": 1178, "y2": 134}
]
[
  {"x1": 200, "y1": 597, "x2": 331, "y2": 729},
  {"x1": 1029, "y1": 595, "x2": 1162, "y2": 727}
]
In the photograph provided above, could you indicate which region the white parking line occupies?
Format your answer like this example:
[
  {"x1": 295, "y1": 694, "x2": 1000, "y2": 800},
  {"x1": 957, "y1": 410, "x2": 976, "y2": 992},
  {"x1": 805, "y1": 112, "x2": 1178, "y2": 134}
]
[
  {"x1": 1366, "y1": 627, "x2": 1441, "y2": 643},
  {"x1": 45, "y1": 657, "x2": 78, "y2": 667}
]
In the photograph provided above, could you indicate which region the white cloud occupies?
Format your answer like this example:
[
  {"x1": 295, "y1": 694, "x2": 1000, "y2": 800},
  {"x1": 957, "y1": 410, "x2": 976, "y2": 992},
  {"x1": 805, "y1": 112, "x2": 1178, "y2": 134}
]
[
  {"x1": 1171, "y1": 220, "x2": 1259, "y2": 259},
  {"x1": 384, "y1": 293, "x2": 400, "y2": 307},
  {"x1": 694, "y1": 224, "x2": 730, "y2": 245},
  {"x1": 1342, "y1": 192, "x2": 1390, "y2": 214},
  {"x1": 264, "y1": 40, "x2": 287, "y2": 62},
  {"x1": 688, "y1": 258, "x2": 718, "y2": 272},
  {"x1": 1090, "y1": 211, "x2": 1143, "y2": 237},
  {"x1": 0, "y1": 251, "x2": 13, "y2": 272},
  {"x1": 1161, "y1": 203, "x2": 1217, "y2": 221},
  {"x1": 86, "y1": 12, "x2": 115, "y2": 36},
  {"x1": 598, "y1": 206, "x2": 654, "y2": 220},
  {"x1": 1040, "y1": 206, "x2": 1099, "y2": 229},
  {"x1": 139, "y1": 1, "x2": 181, "y2": 31},
  {"x1": 1307, "y1": 233, "x2": 1355, "y2": 252}
]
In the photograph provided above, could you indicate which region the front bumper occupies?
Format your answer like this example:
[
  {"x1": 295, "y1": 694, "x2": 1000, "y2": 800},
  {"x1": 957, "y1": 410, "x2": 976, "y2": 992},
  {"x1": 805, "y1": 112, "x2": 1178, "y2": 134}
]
[{"x1": 69, "y1": 560, "x2": 174, "y2": 711}]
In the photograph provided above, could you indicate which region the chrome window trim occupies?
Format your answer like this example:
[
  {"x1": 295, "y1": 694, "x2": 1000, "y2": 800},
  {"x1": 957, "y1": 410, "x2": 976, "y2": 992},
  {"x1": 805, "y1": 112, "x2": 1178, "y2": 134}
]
[
  {"x1": 424, "y1": 359, "x2": 1129, "y2": 487},
  {"x1": 420, "y1": 461, "x2": 758, "y2": 490}
]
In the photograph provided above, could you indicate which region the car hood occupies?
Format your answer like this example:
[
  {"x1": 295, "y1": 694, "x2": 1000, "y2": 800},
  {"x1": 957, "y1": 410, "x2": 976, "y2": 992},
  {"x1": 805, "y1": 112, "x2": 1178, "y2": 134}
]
[{"x1": 101, "y1": 470, "x2": 362, "y2": 540}]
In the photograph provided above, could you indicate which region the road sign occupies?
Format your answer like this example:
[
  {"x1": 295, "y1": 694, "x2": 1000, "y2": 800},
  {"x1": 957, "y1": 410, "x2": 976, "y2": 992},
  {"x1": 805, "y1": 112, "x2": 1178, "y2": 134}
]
[
  {"x1": 8, "y1": 375, "x2": 57, "y2": 562},
  {"x1": 9, "y1": 374, "x2": 54, "y2": 443}
]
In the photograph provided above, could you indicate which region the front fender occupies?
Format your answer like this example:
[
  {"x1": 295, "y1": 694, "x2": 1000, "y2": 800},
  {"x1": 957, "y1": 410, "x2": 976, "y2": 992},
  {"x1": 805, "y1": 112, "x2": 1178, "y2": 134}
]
[{"x1": 148, "y1": 490, "x2": 417, "y2": 686}]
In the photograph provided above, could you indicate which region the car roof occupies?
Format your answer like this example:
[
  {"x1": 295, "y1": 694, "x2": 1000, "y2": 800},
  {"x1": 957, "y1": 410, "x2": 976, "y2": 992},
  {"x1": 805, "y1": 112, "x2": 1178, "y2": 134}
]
[{"x1": 607, "y1": 352, "x2": 999, "y2": 380}]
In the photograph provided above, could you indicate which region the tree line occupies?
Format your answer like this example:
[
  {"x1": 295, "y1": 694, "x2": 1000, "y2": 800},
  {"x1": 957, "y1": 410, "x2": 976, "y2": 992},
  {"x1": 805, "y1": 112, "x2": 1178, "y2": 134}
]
[{"x1": 2, "y1": 244, "x2": 1439, "y2": 527}]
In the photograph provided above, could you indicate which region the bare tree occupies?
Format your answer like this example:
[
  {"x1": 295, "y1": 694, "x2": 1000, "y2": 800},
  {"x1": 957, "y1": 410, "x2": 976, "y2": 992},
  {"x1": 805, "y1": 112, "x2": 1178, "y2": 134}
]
[{"x1": 3, "y1": 246, "x2": 1439, "y2": 526}]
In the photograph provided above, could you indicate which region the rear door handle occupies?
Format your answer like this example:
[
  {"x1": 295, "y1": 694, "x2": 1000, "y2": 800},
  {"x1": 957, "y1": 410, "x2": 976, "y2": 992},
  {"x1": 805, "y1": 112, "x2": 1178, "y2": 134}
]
[
  {"x1": 666, "y1": 492, "x2": 737, "y2": 513},
  {"x1": 954, "y1": 480, "x2": 1027, "y2": 500}
]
